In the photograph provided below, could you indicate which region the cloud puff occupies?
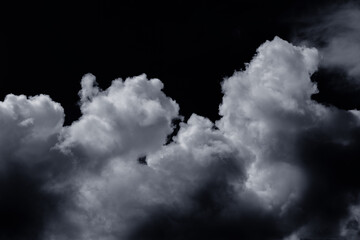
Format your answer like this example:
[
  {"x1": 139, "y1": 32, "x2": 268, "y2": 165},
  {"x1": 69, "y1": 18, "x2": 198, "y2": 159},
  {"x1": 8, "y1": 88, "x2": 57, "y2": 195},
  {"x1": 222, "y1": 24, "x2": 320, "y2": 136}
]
[
  {"x1": 2, "y1": 36, "x2": 360, "y2": 240},
  {"x1": 57, "y1": 73, "x2": 179, "y2": 170},
  {"x1": 0, "y1": 94, "x2": 64, "y2": 162},
  {"x1": 218, "y1": 37, "x2": 321, "y2": 211}
]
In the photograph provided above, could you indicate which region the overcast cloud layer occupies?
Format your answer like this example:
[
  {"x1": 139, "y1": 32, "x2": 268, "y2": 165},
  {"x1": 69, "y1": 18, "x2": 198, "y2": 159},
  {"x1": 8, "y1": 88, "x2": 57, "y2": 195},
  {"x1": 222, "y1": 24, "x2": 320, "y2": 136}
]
[{"x1": 1, "y1": 35, "x2": 360, "y2": 240}]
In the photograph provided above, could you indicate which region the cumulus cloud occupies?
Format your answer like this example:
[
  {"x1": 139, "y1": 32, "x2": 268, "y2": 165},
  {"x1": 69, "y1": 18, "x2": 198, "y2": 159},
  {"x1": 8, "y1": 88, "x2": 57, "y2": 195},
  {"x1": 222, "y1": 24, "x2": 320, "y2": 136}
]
[
  {"x1": 57, "y1": 73, "x2": 179, "y2": 170},
  {"x1": 218, "y1": 37, "x2": 321, "y2": 212},
  {"x1": 219, "y1": 37, "x2": 360, "y2": 239},
  {"x1": 50, "y1": 114, "x2": 247, "y2": 240},
  {"x1": 1, "y1": 36, "x2": 360, "y2": 240},
  {"x1": 0, "y1": 94, "x2": 64, "y2": 161}
]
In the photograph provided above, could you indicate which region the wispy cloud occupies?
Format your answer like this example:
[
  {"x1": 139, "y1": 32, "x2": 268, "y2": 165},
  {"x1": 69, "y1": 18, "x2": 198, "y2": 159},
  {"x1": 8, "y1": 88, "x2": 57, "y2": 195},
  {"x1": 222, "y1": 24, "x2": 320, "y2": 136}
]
[{"x1": 298, "y1": 2, "x2": 360, "y2": 81}]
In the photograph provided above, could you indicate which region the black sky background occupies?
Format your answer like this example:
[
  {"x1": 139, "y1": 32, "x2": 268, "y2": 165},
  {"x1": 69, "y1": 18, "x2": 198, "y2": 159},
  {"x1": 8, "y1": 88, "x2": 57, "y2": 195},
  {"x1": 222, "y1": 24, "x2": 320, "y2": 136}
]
[{"x1": 3, "y1": 0, "x2": 352, "y2": 125}]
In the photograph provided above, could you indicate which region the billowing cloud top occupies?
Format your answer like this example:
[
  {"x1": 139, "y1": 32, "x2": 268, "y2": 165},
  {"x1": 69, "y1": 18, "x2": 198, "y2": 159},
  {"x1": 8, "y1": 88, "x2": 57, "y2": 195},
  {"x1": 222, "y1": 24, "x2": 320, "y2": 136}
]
[
  {"x1": 1, "y1": 37, "x2": 360, "y2": 240},
  {"x1": 58, "y1": 73, "x2": 179, "y2": 169}
]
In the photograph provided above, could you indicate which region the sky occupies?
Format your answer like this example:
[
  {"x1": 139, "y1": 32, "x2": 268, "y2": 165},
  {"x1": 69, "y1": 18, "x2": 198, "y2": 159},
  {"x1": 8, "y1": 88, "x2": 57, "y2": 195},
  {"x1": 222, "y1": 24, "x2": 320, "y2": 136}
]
[{"x1": 2, "y1": 0, "x2": 360, "y2": 240}]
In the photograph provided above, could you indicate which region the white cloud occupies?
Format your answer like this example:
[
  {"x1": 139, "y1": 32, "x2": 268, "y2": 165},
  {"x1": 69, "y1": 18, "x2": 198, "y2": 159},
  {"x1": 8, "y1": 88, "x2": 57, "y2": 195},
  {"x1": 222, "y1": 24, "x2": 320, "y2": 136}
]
[
  {"x1": 50, "y1": 113, "x2": 247, "y2": 240},
  {"x1": 57, "y1": 74, "x2": 179, "y2": 169},
  {"x1": 1, "y1": 36, "x2": 360, "y2": 240},
  {"x1": 52, "y1": 37, "x2": 330, "y2": 239},
  {"x1": 218, "y1": 37, "x2": 323, "y2": 210},
  {"x1": 0, "y1": 94, "x2": 64, "y2": 164},
  {"x1": 218, "y1": 37, "x2": 320, "y2": 147}
]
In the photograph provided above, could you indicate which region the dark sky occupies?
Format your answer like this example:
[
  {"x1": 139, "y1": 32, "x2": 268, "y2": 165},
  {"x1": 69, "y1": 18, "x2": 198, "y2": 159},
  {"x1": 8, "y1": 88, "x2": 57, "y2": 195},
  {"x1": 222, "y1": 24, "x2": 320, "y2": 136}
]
[{"x1": 3, "y1": 0, "x2": 348, "y2": 125}]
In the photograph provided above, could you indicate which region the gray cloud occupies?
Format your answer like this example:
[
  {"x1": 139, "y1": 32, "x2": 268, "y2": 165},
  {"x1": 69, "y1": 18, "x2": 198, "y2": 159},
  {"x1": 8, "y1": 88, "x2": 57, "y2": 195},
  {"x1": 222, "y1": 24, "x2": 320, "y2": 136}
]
[
  {"x1": 298, "y1": 2, "x2": 360, "y2": 80},
  {"x1": 0, "y1": 94, "x2": 71, "y2": 240}
]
